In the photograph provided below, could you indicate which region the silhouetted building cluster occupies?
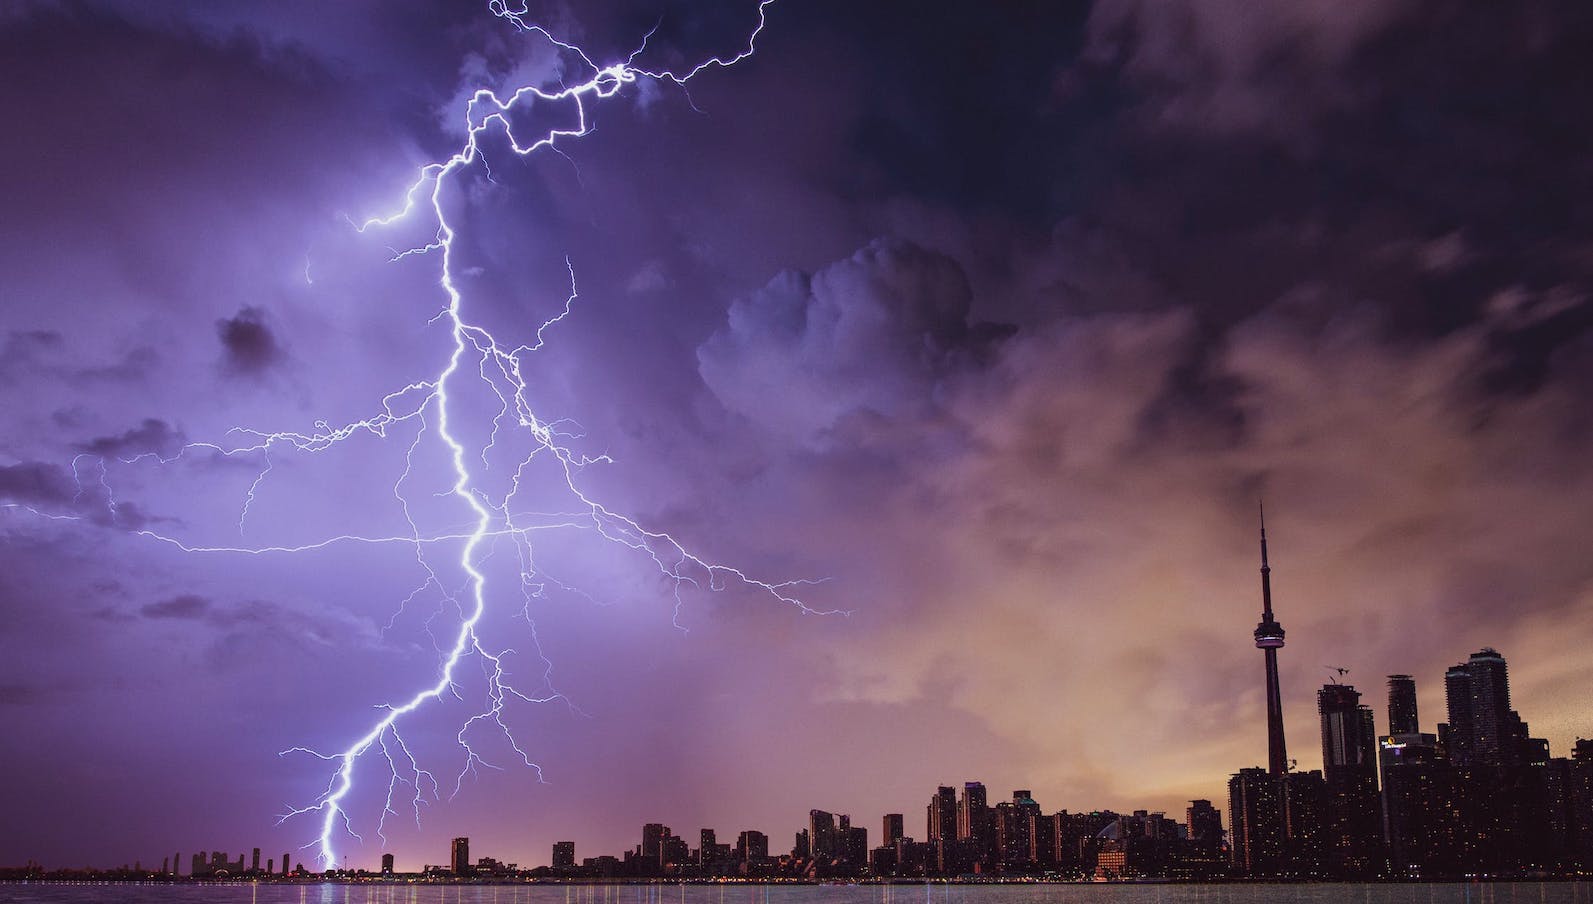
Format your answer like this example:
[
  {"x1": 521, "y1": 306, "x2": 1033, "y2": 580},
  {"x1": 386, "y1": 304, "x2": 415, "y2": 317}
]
[
  {"x1": 1225, "y1": 511, "x2": 1593, "y2": 879},
  {"x1": 532, "y1": 785, "x2": 1226, "y2": 881}
]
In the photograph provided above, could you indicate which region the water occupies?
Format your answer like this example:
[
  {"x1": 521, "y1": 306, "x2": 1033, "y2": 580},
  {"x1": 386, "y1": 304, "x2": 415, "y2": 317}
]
[{"x1": 0, "y1": 884, "x2": 1590, "y2": 904}]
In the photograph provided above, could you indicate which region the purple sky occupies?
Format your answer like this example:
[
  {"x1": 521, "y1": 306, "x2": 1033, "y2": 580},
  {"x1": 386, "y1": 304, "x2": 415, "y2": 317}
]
[{"x1": 4, "y1": 0, "x2": 1593, "y2": 874}]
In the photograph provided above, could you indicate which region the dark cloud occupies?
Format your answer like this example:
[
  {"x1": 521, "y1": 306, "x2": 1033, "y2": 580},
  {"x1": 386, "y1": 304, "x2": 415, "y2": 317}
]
[
  {"x1": 137, "y1": 593, "x2": 372, "y2": 647},
  {"x1": 77, "y1": 418, "x2": 187, "y2": 460},
  {"x1": 0, "y1": 461, "x2": 75, "y2": 506},
  {"x1": 0, "y1": 329, "x2": 158, "y2": 394},
  {"x1": 216, "y1": 307, "x2": 285, "y2": 376},
  {"x1": 2, "y1": 328, "x2": 63, "y2": 356},
  {"x1": 139, "y1": 594, "x2": 212, "y2": 620},
  {"x1": 0, "y1": 329, "x2": 65, "y2": 385},
  {"x1": 1082, "y1": 0, "x2": 1418, "y2": 139},
  {"x1": 87, "y1": 605, "x2": 136, "y2": 624}
]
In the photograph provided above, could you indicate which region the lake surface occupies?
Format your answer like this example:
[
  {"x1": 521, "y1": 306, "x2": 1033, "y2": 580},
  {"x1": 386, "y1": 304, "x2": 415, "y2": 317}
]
[{"x1": 1, "y1": 884, "x2": 1590, "y2": 904}]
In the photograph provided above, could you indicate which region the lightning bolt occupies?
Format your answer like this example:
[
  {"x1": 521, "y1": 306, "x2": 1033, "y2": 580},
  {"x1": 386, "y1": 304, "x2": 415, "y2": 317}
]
[{"x1": 6, "y1": 0, "x2": 846, "y2": 870}]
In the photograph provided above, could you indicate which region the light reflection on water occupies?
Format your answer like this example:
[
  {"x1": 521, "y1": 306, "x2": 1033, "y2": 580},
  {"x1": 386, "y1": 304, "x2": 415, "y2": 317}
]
[{"x1": 0, "y1": 883, "x2": 1589, "y2": 904}]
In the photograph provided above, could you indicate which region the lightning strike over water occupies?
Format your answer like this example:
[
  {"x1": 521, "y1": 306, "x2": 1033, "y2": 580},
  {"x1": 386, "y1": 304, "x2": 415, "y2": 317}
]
[{"x1": 9, "y1": 0, "x2": 840, "y2": 870}]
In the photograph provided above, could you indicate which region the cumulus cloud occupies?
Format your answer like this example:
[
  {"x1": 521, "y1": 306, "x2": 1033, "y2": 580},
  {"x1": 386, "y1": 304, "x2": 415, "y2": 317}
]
[{"x1": 697, "y1": 238, "x2": 1011, "y2": 445}]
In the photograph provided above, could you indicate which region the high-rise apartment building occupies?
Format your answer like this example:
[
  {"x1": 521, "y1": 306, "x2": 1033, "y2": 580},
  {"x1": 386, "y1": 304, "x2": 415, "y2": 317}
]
[
  {"x1": 809, "y1": 810, "x2": 839, "y2": 861},
  {"x1": 1317, "y1": 683, "x2": 1381, "y2": 876},
  {"x1": 1378, "y1": 674, "x2": 1444, "y2": 876},
  {"x1": 927, "y1": 786, "x2": 957, "y2": 843},
  {"x1": 641, "y1": 824, "x2": 669, "y2": 866},
  {"x1": 1229, "y1": 767, "x2": 1284, "y2": 876},
  {"x1": 1186, "y1": 800, "x2": 1222, "y2": 851},
  {"x1": 957, "y1": 782, "x2": 995, "y2": 867},
  {"x1": 735, "y1": 830, "x2": 768, "y2": 861},
  {"x1": 1440, "y1": 648, "x2": 1545, "y2": 768},
  {"x1": 882, "y1": 814, "x2": 904, "y2": 845},
  {"x1": 698, "y1": 830, "x2": 716, "y2": 865},
  {"x1": 1387, "y1": 674, "x2": 1419, "y2": 735}
]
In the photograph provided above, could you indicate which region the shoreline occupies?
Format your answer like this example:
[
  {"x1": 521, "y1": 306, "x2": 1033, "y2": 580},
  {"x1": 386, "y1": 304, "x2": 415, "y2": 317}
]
[{"x1": 2, "y1": 876, "x2": 1589, "y2": 887}]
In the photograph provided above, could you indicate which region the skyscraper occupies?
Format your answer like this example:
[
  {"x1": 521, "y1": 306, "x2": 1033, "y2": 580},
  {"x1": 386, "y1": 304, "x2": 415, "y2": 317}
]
[
  {"x1": 1387, "y1": 674, "x2": 1419, "y2": 736},
  {"x1": 809, "y1": 810, "x2": 839, "y2": 861},
  {"x1": 957, "y1": 782, "x2": 988, "y2": 840},
  {"x1": 958, "y1": 782, "x2": 997, "y2": 868},
  {"x1": 883, "y1": 814, "x2": 904, "y2": 845},
  {"x1": 1379, "y1": 674, "x2": 1443, "y2": 877},
  {"x1": 1441, "y1": 648, "x2": 1542, "y2": 768},
  {"x1": 927, "y1": 786, "x2": 957, "y2": 842},
  {"x1": 1467, "y1": 649, "x2": 1511, "y2": 765},
  {"x1": 1319, "y1": 684, "x2": 1378, "y2": 780},
  {"x1": 1253, "y1": 505, "x2": 1289, "y2": 775},
  {"x1": 381, "y1": 853, "x2": 395, "y2": 875},
  {"x1": 1318, "y1": 683, "x2": 1382, "y2": 876},
  {"x1": 699, "y1": 830, "x2": 716, "y2": 866},
  {"x1": 1442, "y1": 663, "x2": 1474, "y2": 764},
  {"x1": 1229, "y1": 767, "x2": 1284, "y2": 875},
  {"x1": 642, "y1": 824, "x2": 668, "y2": 866},
  {"x1": 552, "y1": 842, "x2": 575, "y2": 869},
  {"x1": 994, "y1": 792, "x2": 1041, "y2": 872},
  {"x1": 450, "y1": 837, "x2": 470, "y2": 876},
  {"x1": 1186, "y1": 800, "x2": 1222, "y2": 851},
  {"x1": 736, "y1": 830, "x2": 768, "y2": 861}
]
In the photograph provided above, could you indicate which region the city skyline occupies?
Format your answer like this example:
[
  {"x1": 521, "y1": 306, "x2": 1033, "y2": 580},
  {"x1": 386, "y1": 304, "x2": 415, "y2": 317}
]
[
  {"x1": 16, "y1": 628, "x2": 1577, "y2": 877},
  {"x1": 4, "y1": 0, "x2": 1593, "y2": 877}
]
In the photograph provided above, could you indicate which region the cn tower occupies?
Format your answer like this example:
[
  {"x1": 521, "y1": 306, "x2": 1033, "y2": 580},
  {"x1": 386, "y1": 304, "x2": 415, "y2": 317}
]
[{"x1": 1253, "y1": 503, "x2": 1289, "y2": 775}]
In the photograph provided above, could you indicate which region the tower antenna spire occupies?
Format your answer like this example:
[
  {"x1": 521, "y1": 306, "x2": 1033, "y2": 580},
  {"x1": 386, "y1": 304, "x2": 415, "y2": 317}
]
[{"x1": 1259, "y1": 501, "x2": 1272, "y2": 616}]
